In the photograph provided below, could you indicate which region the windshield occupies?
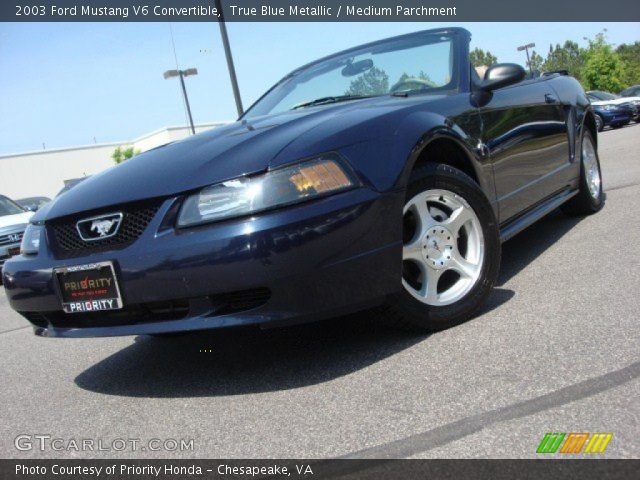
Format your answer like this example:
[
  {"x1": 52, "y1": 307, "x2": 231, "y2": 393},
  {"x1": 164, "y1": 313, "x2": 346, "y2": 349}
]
[
  {"x1": 589, "y1": 91, "x2": 619, "y2": 101},
  {"x1": 244, "y1": 32, "x2": 456, "y2": 119},
  {"x1": 0, "y1": 196, "x2": 25, "y2": 216}
]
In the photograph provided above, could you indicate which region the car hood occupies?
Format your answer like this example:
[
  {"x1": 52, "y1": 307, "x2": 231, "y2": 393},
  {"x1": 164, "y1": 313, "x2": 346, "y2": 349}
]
[
  {"x1": 0, "y1": 211, "x2": 32, "y2": 230},
  {"x1": 37, "y1": 95, "x2": 437, "y2": 221}
]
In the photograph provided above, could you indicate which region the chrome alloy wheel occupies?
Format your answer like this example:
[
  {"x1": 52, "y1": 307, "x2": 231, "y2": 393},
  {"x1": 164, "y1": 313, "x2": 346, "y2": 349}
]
[
  {"x1": 402, "y1": 189, "x2": 485, "y2": 306},
  {"x1": 582, "y1": 135, "x2": 601, "y2": 200}
]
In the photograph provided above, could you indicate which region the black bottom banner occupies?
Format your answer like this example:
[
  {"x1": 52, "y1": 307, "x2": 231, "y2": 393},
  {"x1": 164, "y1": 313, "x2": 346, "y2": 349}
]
[{"x1": 1, "y1": 459, "x2": 638, "y2": 480}]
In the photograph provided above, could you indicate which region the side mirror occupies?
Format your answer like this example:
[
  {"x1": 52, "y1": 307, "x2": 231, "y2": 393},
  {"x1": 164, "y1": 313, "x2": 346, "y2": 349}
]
[
  {"x1": 25, "y1": 205, "x2": 37, "y2": 212},
  {"x1": 480, "y1": 63, "x2": 525, "y2": 92}
]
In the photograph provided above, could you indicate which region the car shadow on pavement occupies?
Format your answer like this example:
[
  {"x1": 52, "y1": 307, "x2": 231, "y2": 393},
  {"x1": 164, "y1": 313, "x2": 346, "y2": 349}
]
[
  {"x1": 74, "y1": 287, "x2": 514, "y2": 398},
  {"x1": 498, "y1": 209, "x2": 584, "y2": 286},
  {"x1": 75, "y1": 208, "x2": 586, "y2": 398}
]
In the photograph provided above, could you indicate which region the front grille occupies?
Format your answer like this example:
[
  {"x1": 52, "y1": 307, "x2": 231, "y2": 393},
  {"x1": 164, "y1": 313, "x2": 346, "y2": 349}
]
[
  {"x1": 619, "y1": 103, "x2": 634, "y2": 114},
  {"x1": 19, "y1": 288, "x2": 271, "y2": 329},
  {"x1": 48, "y1": 200, "x2": 162, "y2": 259},
  {"x1": 0, "y1": 232, "x2": 23, "y2": 247}
]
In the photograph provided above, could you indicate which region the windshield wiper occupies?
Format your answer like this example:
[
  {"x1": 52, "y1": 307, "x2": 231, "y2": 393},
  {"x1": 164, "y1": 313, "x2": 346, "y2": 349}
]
[{"x1": 291, "y1": 95, "x2": 371, "y2": 110}]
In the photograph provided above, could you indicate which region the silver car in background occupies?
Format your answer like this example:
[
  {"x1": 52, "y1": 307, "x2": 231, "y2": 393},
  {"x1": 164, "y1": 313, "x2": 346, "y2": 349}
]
[{"x1": 0, "y1": 195, "x2": 33, "y2": 281}]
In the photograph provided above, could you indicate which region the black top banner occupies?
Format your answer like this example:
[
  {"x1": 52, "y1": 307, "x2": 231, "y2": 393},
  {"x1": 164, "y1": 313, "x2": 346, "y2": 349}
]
[{"x1": 2, "y1": 0, "x2": 640, "y2": 22}]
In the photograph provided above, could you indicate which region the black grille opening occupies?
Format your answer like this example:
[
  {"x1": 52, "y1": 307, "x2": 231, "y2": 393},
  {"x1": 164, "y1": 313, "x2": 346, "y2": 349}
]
[
  {"x1": 20, "y1": 311, "x2": 48, "y2": 328},
  {"x1": 210, "y1": 288, "x2": 272, "y2": 315},
  {"x1": 48, "y1": 199, "x2": 163, "y2": 259},
  {"x1": 20, "y1": 299, "x2": 190, "y2": 329},
  {"x1": 18, "y1": 288, "x2": 271, "y2": 329}
]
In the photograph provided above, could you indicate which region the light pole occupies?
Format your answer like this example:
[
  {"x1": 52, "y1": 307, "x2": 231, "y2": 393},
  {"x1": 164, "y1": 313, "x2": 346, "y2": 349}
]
[
  {"x1": 164, "y1": 68, "x2": 198, "y2": 134},
  {"x1": 214, "y1": 0, "x2": 244, "y2": 117},
  {"x1": 517, "y1": 43, "x2": 536, "y2": 75}
]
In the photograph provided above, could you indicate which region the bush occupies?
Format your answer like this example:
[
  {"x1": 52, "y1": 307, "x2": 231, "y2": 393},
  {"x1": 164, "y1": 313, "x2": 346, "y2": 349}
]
[{"x1": 112, "y1": 146, "x2": 140, "y2": 164}]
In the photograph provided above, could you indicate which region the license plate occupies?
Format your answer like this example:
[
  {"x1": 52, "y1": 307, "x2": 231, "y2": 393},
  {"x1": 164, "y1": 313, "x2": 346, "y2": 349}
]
[{"x1": 54, "y1": 261, "x2": 123, "y2": 314}]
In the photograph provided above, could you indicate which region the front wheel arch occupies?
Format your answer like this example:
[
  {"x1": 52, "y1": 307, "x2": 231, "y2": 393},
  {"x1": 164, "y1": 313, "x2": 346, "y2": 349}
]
[
  {"x1": 584, "y1": 109, "x2": 601, "y2": 137},
  {"x1": 400, "y1": 131, "x2": 490, "y2": 194}
]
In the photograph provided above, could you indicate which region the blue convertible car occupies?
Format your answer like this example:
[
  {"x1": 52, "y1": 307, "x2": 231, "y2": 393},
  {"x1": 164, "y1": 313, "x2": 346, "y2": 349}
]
[
  {"x1": 586, "y1": 91, "x2": 636, "y2": 130},
  {"x1": 3, "y1": 28, "x2": 604, "y2": 338}
]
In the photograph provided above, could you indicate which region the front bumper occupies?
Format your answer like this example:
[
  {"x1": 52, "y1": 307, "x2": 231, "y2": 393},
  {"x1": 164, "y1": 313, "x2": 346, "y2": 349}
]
[
  {"x1": 601, "y1": 110, "x2": 632, "y2": 126},
  {"x1": 2, "y1": 188, "x2": 403, "y2": 337}
]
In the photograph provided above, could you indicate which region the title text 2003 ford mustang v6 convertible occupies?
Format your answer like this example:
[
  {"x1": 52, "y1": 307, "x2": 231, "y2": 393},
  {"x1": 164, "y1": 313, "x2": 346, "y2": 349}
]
[{"x1": 3, "y1": 28, "x2": 603, "y2": 337}]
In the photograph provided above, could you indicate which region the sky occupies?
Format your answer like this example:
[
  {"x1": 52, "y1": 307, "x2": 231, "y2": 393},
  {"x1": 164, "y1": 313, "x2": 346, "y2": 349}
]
[{"x1": 0, "y1": 21, "x2": 638, "y2": 154}]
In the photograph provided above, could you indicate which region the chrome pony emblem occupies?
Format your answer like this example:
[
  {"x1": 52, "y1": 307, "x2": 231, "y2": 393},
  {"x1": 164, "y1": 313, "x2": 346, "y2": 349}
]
[{"x1": 76, "y1": 213, "x2": 123, "y2": 241}]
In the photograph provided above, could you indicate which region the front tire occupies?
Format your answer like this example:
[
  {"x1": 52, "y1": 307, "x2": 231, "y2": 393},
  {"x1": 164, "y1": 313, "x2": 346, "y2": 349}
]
[
  {"x1": 561, "y1": 130, "x2": 604, "y2": 215},
  {"x1": 595, "y1": 114, "x2": 604, "y2": 132},
  {"x1": 381, "y1": 163, "x2": 501, "y2": 332}
]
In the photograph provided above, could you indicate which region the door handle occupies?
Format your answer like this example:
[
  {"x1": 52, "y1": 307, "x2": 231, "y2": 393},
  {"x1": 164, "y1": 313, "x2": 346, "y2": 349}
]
[{"x1": 545, "y1": 93, "x2": 558, "y2": 104}]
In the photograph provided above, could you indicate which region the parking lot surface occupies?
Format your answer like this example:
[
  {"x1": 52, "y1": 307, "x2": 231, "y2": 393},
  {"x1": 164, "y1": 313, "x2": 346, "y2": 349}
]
[{"x1": 1, "y1": 124, "x2": 638, "y2": 459}]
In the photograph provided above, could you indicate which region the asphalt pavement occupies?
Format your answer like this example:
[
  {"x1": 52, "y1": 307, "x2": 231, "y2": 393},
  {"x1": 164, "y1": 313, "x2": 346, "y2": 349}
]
[{"x1": 1, "y1": 124, "x2": 638, "y2": 459}]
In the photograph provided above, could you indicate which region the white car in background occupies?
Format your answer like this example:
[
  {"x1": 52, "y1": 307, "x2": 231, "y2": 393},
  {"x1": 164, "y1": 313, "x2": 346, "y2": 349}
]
[
  {"x1": 587, "y1": 90, "x2": 640, "y2": 125},
  {"x1": 0, "y1": 195, "x2": 33, "y2": 282}
]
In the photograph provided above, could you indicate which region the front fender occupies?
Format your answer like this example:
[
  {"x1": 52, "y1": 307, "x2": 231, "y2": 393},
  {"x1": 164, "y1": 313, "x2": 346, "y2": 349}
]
[
  {"x1": 339, "y1": 107, "x2": 490, "y2": 197},
  {"x1": 393, "y1": 109, "x2": 495, "y2": 199}
]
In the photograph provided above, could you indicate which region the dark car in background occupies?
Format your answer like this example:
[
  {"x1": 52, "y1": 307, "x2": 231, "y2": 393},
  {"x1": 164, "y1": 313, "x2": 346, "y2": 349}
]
[
  {"x1": 620, "y1": 85, "x2": 640, "y2": 98},
  {"x1": 56, "y1": 177, "x2": 88, "y2": 197},
  {"x1": 16, "y1": 197, "x2": 51, "y2": 212},
  {"x1": 3, "y1": 28, "x2": 604, "y2": 339},
  {"x1": 587, "y1": 90, "x2": 639, "y2": 130}
]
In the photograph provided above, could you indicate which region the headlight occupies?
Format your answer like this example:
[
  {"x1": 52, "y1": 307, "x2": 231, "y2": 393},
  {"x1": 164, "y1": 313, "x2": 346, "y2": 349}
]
[
  {"x1": 178, "y1": 154, "x2": 357, "y2": 227},
  {"x1": 20, "y1": 224, "x2": 42, "y2": 255}
]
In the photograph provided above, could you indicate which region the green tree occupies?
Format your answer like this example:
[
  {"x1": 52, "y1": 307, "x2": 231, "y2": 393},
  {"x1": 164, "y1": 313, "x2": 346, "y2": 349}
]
[
  {"x1": 391, "y1": 71, "x2": 437, "y2": 91},
  {"x1": 528, "y1": 51, "x2": 544, "y2": 75},
  {"x1": 345, "y1": 67, "x2": 389, "y2": 96},
  {"x1": 542, "y1": 40, "x2": 585, "y2": 80},
  {"x1": 112, "y1": 146, "x2": 140, "y2": 164},
  {"x1": 616, "y1": 42, "x2": 640, "y2": 89},
  {"x1": 469, "y1": 48, "x2": 498, "y2": 68},
  {"x1": 581, "y1": 32, "x2": 626, "y2": 92}
]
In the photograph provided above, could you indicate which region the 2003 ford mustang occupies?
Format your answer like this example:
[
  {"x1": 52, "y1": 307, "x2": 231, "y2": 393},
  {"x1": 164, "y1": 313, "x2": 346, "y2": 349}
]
[{"x1": 3, "y1": 28, "x2": 603, "y2": 337}]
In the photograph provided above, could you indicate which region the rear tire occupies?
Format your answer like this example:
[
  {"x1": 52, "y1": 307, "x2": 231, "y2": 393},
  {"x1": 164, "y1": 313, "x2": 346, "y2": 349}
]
[
  {"x1": 561, "y1": 130, "x2": 604, "y2": 216},
  {"x1": 381, "y1": 163, "x2": 501, "y2": 332}
]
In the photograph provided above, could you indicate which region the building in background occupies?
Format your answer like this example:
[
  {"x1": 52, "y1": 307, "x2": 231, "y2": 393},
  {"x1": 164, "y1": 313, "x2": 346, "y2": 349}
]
[{"x1": 0, "y1": 122, "x2": 228, "y2": 200}]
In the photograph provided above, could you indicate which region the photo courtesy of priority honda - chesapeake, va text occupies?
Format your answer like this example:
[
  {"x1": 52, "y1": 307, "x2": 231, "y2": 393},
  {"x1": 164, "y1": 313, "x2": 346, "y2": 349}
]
[{"x1": 2, "y1": 27, "x2": 605, "y2": 338}]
